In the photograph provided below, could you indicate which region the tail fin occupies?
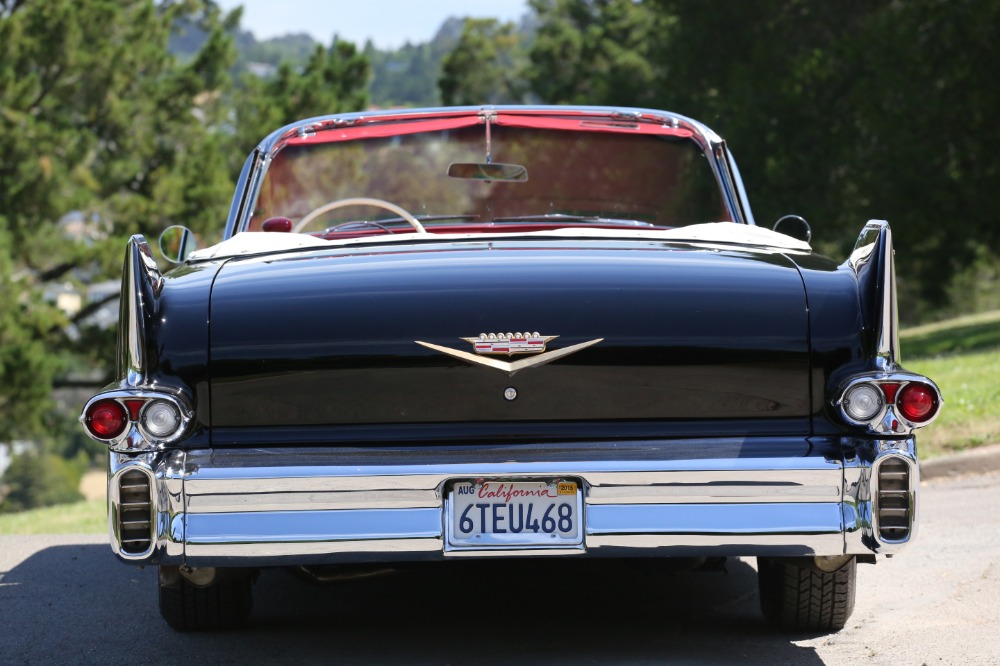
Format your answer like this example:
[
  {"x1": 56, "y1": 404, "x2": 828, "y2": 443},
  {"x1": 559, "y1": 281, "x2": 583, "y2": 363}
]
[
  {"x1": 117, "y1": 235, "x2": 162, "y2": 387},
  {"x1": 849, "y1": 220, "x2": 898, "y2": 370}
]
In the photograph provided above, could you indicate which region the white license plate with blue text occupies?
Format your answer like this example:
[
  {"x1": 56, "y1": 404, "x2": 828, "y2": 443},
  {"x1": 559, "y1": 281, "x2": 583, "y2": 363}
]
[{"x1": 446, "y1": 479, "x2": 583, "y2": 550}]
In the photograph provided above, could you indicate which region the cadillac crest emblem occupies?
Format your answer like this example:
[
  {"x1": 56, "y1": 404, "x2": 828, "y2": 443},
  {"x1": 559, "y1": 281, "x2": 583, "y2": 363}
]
[
  {"x1": 461, "y1": 332, "x2": 557, "y2": 356},
  {"x1": 414, "y1": 332, "x2": 604, "y2": 377}
]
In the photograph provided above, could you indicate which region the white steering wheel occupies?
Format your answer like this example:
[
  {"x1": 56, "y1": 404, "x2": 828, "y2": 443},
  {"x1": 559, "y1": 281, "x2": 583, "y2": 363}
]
[{"x1": 292, "y1": 197, "x2": 427, "y2": 234}]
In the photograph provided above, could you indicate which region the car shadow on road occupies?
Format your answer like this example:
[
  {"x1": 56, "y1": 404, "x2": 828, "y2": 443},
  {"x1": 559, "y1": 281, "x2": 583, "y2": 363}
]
[{"x1": 0, "y1": 544, "x2": 827, "y2": 664}]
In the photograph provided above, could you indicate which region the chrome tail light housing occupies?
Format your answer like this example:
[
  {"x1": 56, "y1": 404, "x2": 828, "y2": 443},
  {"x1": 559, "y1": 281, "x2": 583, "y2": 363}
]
[
  {"x1": 835, "y1": 374, "x2": 942, "y2": 435},
  {"x1": 81, "y1": 391, "x2": 193, "y2": 452}
]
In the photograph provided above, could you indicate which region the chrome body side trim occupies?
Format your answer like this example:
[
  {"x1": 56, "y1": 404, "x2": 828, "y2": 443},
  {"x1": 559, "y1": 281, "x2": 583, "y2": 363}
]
[{"x1": 106, "y1": 437, "x2": 920, "y2": 566}]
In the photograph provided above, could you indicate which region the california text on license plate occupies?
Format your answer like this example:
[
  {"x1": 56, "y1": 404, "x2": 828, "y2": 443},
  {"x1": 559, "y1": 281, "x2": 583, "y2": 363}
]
[{"x1": 446, "y1": 479, "x2": 583, "y2": 550}]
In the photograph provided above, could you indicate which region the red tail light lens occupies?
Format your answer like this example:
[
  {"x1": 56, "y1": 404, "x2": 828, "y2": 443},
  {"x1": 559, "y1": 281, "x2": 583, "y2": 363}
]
[
  {"x1": 897, "y1": 383, "x2": 938, "y2": 423},
  {"x1": 123, "y1": 399, "x2": 145, "y2": 421},
  {"x1": 879, "y1": 382, "x2": 900, "y2": 404},
  {"x1": 86, "y1": 399, "x2": 128, "y2": 439}
]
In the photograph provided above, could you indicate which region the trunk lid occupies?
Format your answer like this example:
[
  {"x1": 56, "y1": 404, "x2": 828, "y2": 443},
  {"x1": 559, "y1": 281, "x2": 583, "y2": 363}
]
[{"x1": 208, "y1": 239, "x2": 810, "y2": 435}]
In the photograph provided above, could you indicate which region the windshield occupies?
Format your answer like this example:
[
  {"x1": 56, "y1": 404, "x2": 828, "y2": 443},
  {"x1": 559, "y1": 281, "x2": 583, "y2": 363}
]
[{"x1": 249, "y1": 123, "x2": 729, "y2": 233}]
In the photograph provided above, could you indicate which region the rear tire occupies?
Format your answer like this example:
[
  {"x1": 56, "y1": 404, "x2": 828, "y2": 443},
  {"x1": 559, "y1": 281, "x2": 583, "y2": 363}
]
[
  {"x1": 757, "y1": 556, "x2": 856, "y2": 632},
  {"x1": 158, "y1": 567, "x2": 254, "y2": 631}
]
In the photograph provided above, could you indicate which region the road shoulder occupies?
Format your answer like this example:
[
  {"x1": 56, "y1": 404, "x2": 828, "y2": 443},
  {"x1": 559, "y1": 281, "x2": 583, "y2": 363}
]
[{"x1": 921, "y1": 443, "x2": 1000, "y2": 481}]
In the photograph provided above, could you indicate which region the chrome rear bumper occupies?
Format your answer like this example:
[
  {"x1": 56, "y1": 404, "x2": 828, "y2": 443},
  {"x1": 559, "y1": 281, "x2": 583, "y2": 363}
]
[{"x1": 108, "y1": 437, "x2": 918, "y2": 566}]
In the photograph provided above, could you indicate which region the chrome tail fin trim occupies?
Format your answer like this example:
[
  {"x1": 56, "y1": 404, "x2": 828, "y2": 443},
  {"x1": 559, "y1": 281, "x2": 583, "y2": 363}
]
[{"x1": 118, "y1": 235, "x2": 162, "y2": 387}]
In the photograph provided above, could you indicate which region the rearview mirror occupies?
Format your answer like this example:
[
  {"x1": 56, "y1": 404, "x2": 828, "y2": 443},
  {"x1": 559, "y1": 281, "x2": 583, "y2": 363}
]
[
  {"x1": 158, "y1": 225, "x2": 198, "y2": 263},
  {"x1": 447, "y1": 162, "x2": 528, "y2": 182}
]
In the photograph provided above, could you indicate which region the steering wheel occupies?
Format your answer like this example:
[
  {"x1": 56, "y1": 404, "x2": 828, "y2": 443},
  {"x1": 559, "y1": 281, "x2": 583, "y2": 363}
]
[{"x1": 292, "y1": 197, "x2": 427, "y2": 234}]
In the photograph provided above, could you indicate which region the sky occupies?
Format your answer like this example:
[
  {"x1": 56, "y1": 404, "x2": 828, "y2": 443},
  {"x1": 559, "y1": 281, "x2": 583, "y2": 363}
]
[{"x1": 213, "y1": 0, "x2": 531, "y2": 50}]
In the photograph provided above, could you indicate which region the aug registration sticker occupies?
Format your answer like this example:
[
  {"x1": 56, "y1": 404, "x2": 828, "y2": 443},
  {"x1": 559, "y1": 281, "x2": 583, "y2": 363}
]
[{"x1": 446, "y1": 479, "x2": 583, "y2": 550}]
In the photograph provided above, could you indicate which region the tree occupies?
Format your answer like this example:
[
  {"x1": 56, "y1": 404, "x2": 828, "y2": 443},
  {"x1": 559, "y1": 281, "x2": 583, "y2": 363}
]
[
  {"x1": 369, "y1": 41, "x2": 439, "y2": 107},
  {"x1": 0, "y1": 0, "x2": 375, "y2": 510},
  {"x1": 0, "y1": 0, "x2": 237, "y2": 443},
  {"x1": 648, "y1": 0, "x2": 1000, "y2": 318},
  {"x1": 823, "y1": 0, "x2": 1000, "y2": 313},
  {"x1": 520, "y1": 0, "x2": 1000, "y2": 321},
  {"x1": 232, "y1": 39, "x2": 370, "y2": 154},
  {"x1": 439, "y1": 18, "x2": 527, "y2": 105},
  {"x1": 526, "y1": 0, "x2": 667, "y2": 106}
]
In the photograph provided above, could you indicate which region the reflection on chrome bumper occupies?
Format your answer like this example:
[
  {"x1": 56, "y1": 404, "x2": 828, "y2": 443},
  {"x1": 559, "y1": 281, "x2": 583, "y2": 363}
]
[{"x1": 107, "y1": 437, "x2": 918, "y2": 565}]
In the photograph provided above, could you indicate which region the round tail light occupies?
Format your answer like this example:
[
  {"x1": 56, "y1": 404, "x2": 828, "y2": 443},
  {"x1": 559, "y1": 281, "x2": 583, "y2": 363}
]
[
  {"x1": 86, "y1": 400, "x2": 128, "y2": 439},
  {"x1": 842, "y1": 383, "x2": 884, "y2": 422},
  {"x1": 141, "y1": 400, "x2": 180, "y2": 438},
  {"x1": 897, "y1": 383, "x2": 939, "y2": 423}
]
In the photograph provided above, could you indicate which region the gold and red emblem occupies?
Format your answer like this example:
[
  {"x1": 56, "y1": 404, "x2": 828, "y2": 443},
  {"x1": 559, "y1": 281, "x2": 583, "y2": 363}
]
[
  {"x1": 415, "y1": 332, "x2": 603, "y2": 377},
  {"x1": 461, "y1": 332, "x2": 557, "y2": 356}
]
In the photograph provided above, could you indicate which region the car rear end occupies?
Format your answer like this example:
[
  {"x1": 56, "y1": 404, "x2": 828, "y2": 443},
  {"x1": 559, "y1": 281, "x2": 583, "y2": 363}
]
[{"x1": 81, "y1": 107, "x2": 941, "y2": 632}]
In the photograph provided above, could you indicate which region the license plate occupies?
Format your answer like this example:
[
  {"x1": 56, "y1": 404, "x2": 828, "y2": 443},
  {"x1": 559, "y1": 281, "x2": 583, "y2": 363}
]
[{"x1": 446, "y1": 479, "x2": 583, "y2": 550}]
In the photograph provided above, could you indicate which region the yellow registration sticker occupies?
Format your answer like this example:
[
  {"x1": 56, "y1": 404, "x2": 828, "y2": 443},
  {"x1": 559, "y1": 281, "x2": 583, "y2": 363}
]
[{"x1": 557, "y1": 482, "x2": 577, "y2": 495}]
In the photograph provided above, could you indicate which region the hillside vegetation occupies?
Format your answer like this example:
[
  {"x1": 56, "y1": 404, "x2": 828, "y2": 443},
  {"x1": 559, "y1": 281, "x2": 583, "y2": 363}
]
[{"x1": 901, "y1": 310, "x2": 1000, "y2": 458}]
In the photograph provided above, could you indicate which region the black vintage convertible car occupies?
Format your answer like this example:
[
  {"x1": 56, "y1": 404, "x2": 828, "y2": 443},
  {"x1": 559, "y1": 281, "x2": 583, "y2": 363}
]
[{"x1": 81, "y1": 106, "x2": 941, "y2": 632}]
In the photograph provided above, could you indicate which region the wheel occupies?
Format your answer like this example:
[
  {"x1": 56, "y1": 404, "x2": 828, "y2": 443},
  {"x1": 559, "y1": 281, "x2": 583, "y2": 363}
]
[
  {"x1": 158, "y1": 567, "x2": 254, "y2": 631},
  {"x1": 292, "y1": 197, "x2": 426, "y2": 233},
  {"x1": 757, "y1": 556, "x2": 856, "y2": 632}
]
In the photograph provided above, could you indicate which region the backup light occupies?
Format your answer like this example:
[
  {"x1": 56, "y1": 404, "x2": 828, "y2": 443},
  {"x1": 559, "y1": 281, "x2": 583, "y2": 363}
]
[
  {"x1": 842, "y1": 383, "x2": 883, "y2": 422},
  {"x1": 142, "y1": 400, "x2": 181, "y2": 438}
]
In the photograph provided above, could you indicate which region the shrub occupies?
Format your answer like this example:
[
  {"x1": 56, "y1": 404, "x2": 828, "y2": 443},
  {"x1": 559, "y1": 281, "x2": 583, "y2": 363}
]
[{"x1": 0, "y1": 449, "x2": 85, "y2": 513}]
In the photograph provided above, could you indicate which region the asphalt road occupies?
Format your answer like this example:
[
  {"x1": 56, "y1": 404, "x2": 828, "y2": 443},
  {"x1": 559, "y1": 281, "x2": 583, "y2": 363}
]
[{"x1": 1, "y1": 471, "x2": 997, "y2": 665}]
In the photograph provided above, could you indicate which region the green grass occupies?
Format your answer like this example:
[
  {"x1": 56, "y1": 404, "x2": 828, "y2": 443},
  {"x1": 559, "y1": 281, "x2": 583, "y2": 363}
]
[
  {"x1": 0, "y1": 498, "x2": 105, "y2": 535},
  {"x1": 901, "y1": 309, "x2": 1000, "y2": 358},
  {"x1": 901, "y1": 310, "x2": 1000, "y2": 459},
  {"x1": 904, "y1": 348, "x2": 1000, "y2": 458}
]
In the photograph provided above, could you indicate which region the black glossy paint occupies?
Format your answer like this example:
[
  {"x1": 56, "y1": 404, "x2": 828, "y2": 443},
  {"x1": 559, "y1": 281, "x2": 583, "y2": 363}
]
[
  {"x1": 788, "y1": 253, "x2": 871, "y2": 437},
  {"x1": 785, "y1": 234, "x2": 900, "y2": 437},
  {"x1": 141, "y1": 262, "x2": 218, "y2": 443},
  {"x1": 202, "y1": 239, "x2": 816, "y2": 443}
]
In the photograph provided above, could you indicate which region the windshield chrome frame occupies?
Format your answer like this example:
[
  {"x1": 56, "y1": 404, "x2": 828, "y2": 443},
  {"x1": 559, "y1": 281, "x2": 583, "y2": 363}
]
[{"x1": 223, "y1": 105, "x2": 753, "y2": 240}]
